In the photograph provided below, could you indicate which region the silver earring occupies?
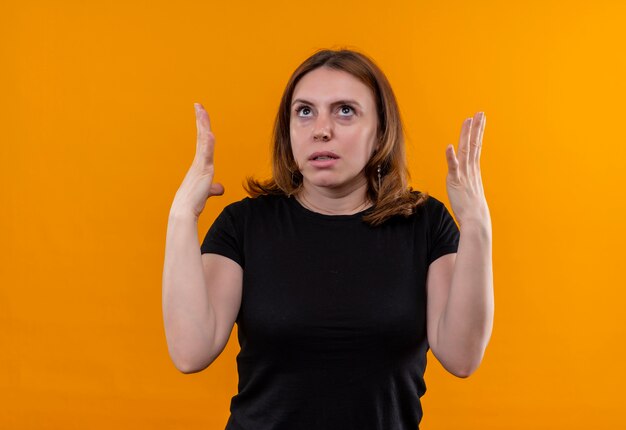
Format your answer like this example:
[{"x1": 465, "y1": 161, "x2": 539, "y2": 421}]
[{"x1": 377, "y1": 164, "x2": 382, "y2": 190}]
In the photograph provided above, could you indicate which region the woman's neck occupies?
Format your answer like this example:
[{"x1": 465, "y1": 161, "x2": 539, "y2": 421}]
[{"x1": 295, "y1": 180, "x2": 372, "y2": 215}]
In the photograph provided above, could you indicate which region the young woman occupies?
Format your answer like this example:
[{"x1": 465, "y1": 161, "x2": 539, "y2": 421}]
[{"x1": 163, "y1": 48, "x2": 494, "y2": 429}]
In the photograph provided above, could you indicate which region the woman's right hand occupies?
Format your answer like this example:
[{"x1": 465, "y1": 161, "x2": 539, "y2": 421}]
[{"x1": 170, "y1": 103, "x2": 225, "y2": 219}]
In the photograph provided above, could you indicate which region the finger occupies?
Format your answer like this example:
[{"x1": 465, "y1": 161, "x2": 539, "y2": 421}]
[
  {"x1": 473, "y1": 114, "x2": 486, "y2": 192},
  {"x1": 194, "y1": 103, "x2": 215, "y2": 165},
  {"x1": 469, "y1": 112, "x2": 483, "y2": 172},
  {"x1": 209, "y1": 182, "x2": 225, "y2": 197},
  {"x1": 474, "y1": 112, "x2": 486, "y2": 166},
  {"x1": 194, "y1": 103, "x2": 212, "y2": 132},
  {"x1": 457, "y1": 117, "x2": 472, "y2": 178},
  {"x1": 446, "y1": 144, "x2": 460, "y2": 181}
]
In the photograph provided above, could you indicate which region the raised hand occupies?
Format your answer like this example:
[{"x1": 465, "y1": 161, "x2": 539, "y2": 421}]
[
  {"x1": 445, "y1": 112, "x2": 491, "y2": 229},
  {"x1": 170, "y1": 103, "x2": 224, "y2": 219}
]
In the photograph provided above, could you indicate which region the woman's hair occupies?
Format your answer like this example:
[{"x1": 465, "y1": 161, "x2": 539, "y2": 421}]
[{"x1": 245, "y1": 48, "x2": 429, "y2": 226}]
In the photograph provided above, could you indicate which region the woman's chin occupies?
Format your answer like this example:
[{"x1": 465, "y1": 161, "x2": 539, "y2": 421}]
[
  {"x1": 303, "y1": 174, "x2": 364, "y2": 191},
  {"x1": 307, "y1": 179, "x2": 340, "y2": 189}
]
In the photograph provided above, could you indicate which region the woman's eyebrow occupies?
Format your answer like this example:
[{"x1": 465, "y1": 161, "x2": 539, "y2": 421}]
[{"x1": 291, "y1": 98, "x2": 362, "y2": 108}]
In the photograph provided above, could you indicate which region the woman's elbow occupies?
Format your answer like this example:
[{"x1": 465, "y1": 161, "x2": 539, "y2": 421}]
[
  {"x1": 167, "y1": 347, "x2": 216, "y2": 374},
  {"x1": 436, "y1": 348, "x2": 486, "y2": 378},
  {"x1": 448, "y1": 362, "x2": 479, "y2": 379},
  {"x1": 173, "y1": 358, "x2": 211, "y2": 374},
  {"x1": 175, "y1": 362, "x2": 202, "y2": 374}
]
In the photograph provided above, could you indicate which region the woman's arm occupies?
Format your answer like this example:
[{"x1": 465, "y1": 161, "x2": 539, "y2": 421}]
[
  {"x1": 162, "y1": 211, "x2": 243, "y2": 374},
  {"x1": 426, "y1": 222, "x2": 493, "y2": 377},
  {"x1": 162, "y1": 103, "x2": 242, "y2": 374},
  {"x1": 426, "y1": 111, "x2": 494, "y2": 378}
]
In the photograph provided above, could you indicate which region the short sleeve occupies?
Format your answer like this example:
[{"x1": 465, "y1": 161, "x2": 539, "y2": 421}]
[
  {"x1": 427, "y1": 198, "x2": 460, "y2": 266},
  {"x1": 200, "y1": 204, "x2": 245, "y2": 268}
]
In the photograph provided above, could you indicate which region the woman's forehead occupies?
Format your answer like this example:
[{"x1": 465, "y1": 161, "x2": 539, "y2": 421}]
[{"x1": 292, "y1": 67, "x2": 375, "y2": 106}]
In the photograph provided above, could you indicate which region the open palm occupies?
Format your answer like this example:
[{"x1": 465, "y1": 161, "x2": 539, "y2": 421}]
[{"x1": 445, "y1": 112, "x2": 491, "y2": 228}]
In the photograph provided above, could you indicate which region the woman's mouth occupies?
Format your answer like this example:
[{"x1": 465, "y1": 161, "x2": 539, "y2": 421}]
[
  {"x1": 309, "y1": 151, "x2": 339, "y2": 161},
  {"x1": 308, "y1": 152, "x2": 340, "y2": 168}
]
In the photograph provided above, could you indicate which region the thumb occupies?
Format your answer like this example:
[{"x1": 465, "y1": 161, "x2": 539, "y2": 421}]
[
  {"x1": 446, "y1": 144, "x2": 459, "y2": 171},
  {"x1": 209, "y1": 182, "x2": 225, "y2": 197}
]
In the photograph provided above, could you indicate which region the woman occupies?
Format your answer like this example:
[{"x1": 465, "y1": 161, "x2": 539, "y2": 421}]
[{"x1": 162, "y1": 48, "x2": 494, "y2": 429}]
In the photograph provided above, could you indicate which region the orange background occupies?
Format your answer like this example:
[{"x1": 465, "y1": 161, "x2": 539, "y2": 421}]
[{"x1": 2, "y1": 0, "x2": 625, "y2": 428}]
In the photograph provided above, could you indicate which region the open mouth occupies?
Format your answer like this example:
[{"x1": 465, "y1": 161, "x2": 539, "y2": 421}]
[{"x1": 309, "y1": 152, "x2": 339, "y2": 161}]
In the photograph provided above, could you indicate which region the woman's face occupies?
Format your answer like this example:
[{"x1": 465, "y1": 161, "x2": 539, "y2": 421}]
[{"x1": 290, "y1": 67, "x2": 379, "y2": 193}]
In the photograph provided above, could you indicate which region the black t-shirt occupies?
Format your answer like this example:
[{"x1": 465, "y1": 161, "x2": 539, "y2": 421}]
[{"x1": 200, "y1": 192, "x2": 460, "y2": 430}]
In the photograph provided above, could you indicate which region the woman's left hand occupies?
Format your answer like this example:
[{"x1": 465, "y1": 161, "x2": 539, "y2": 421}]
[{"x1": 445, "y1": 112, "x2": 491, "y2": 228}]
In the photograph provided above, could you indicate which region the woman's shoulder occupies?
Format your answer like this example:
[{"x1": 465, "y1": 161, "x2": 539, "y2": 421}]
[
  {"x1": 220, "y1": 193, "x2": 289, "y2": 215},
  {"x1": 406, "y1": 190, "x2": 451, "y2": 222},
  {"x1": 412, "y1": 191, "x2": 446, "y2": 209}
]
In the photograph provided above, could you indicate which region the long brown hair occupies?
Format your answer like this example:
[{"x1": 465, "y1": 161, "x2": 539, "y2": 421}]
[{"x1": 245, "y1": 48, "x2": 429, "y2": 226}]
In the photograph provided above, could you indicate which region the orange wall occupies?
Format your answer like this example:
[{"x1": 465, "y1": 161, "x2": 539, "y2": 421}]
[{"x1": 2, "y1": 0, "x2": 625, "y2": 428}]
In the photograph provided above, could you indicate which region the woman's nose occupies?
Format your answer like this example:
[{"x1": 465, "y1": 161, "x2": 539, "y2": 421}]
[{"x1": 313, "y1": 113, "x2": 332, "y2": 141}]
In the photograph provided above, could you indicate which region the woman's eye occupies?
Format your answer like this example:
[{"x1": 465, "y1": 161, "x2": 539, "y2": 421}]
[
  {"x1": 339, "y1": 105, "x2": 354, "y2": 116},
  {"x1": 294, "y1": 105, "x2": 354, "y2": 117},
  {"x1": 295, "y1": 106, "x2": 312, "y2": 117}
]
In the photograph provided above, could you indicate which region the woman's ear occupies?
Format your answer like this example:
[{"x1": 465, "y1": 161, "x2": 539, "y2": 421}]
[{"x1": 372, "y1": 141, "x2": 382, "y2": 156}]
